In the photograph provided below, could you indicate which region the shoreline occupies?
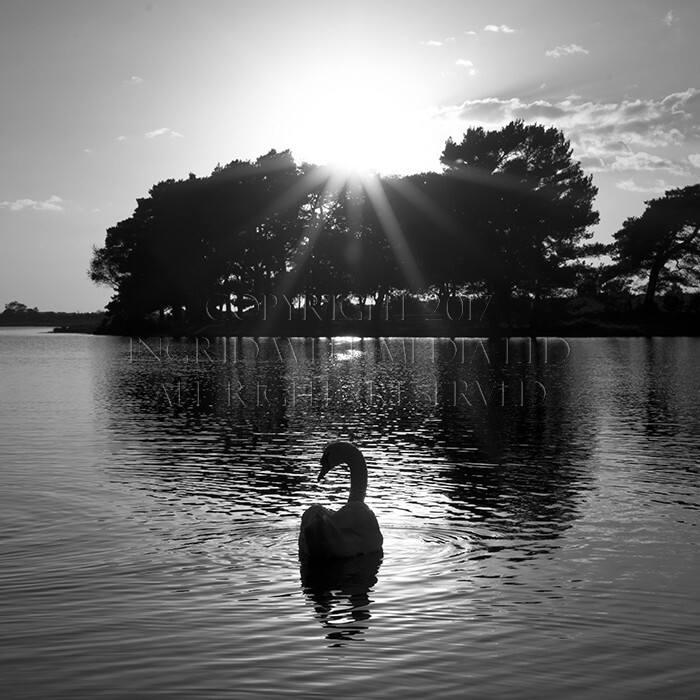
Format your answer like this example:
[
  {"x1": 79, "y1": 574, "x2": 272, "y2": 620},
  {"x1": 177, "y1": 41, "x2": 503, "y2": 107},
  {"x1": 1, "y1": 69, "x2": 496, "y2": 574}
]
[
  {"x1": 87, "y1": 315, "x2": 700, "y2": 338},
  {"x1": 5, "y1": 316, "x2": 697, "y2": 338}
]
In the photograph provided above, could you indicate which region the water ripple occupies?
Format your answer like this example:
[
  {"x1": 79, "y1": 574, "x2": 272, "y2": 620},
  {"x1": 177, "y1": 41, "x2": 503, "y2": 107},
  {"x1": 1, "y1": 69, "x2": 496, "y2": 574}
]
[{"x1": 2, "y1": 332, "x2": 700, "y2": 698}]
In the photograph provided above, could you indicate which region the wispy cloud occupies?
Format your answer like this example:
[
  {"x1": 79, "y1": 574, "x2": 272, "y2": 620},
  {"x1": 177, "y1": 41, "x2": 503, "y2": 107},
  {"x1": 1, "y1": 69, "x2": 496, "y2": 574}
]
[
  {"x1": 484, "y1": 24, "x2": 516, "y2": 33},
  {"x1": 434, "y1": 88, "x2": 700, "y2": 176},
  {"x1": 145, "y1": 127, "x2": 183, "y2": 139},
  {"x1": 616, "y1": 178, "x2": 671, "y2": 194},
  {"x1": 689, "y1": 154, "x2": 700, "y2": 168},
  {"x1": 545, "y1": 44, "x2": 589, "y2": 58},
  {"x1": 663, "y1": 11, "x2": 678, "y2": 27},
  {"x1": 0, "y1": 195, "x2": 64, "y2": 212},
  {"x1": 124, "y1": 75, "x2": 144, "y2": 85},
  {"x1": 609, "y1": 152, "x2": 686, "y2": 175},
  {"x1": 455, "y1": 59, "x2": 478, "y2": 76},
  {"x1": 420, "y1": 37, "x2": 455, "y2": 47}
]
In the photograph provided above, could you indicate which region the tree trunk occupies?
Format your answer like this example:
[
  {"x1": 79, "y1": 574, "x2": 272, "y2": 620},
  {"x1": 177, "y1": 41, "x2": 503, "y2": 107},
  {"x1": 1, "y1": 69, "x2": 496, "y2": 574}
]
[
  {"x1": 492, "y1": 280, "x2": 512, "y2": 326},
  {"x1": 530, "y1": 281, "x2": 542, "y2": 331},
  {"x1": 373, "y1": 290, "x2": 386, "y2": 322},
  {"x1": 643, "y1": 257, "x2": 664, "y2": 313}
]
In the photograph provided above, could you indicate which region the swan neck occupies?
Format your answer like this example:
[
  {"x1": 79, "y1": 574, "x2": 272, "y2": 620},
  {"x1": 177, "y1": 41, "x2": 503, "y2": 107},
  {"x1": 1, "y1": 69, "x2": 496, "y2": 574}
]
[{"x1": 347, "y1": 452, "x2": 368, "y2": 502}]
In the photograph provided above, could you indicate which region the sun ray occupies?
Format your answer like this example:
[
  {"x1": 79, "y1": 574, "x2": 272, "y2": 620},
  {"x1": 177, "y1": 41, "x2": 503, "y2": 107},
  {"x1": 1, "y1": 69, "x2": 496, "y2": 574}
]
[
  {"x1": 232, "y1": 154, "x2": 429, "y2": 328},
  {"x1": 253, "y1": 166, "x2": 352, "y2": 330},
  {"x1": 362, "y1": 175, "x2": 425, "y2": 292},
  {"x1": 384, "y1": 175, "x2": 463, "y2": 238}
]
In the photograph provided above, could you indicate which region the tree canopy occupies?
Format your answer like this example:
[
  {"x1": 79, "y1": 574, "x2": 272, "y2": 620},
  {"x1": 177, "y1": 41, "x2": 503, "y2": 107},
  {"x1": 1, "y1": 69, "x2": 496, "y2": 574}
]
[
  {"x1": 96, "y1": 120, "x2": 700, "y2": 332},
  {"x1": 611, "y1": 184, "x2": 700, "y2": 311},
  {"x1": 90, "y1": 150, "x2": 314, "y2": 323},
  {"x1": 439, "y1": 120, "x2": 599, "y2": 320}
]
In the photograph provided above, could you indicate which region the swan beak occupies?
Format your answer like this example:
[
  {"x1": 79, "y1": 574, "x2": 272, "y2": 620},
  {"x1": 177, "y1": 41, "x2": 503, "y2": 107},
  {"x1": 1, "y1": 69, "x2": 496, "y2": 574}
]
[{"x1": 318, "y1": 453, "x2": 331, "y2": 481}]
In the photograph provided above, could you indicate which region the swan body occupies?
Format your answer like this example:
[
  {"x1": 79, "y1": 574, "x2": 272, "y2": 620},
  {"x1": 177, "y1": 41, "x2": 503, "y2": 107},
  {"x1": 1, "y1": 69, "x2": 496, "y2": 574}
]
[{"x1": 299, "y1": 442, "x2": 383, "y2": 558}]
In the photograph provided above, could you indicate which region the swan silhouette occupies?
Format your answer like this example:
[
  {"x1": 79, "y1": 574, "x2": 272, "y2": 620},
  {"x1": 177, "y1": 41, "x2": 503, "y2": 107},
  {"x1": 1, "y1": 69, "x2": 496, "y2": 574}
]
[{"x1": 299, "y1": 442, "x2": 383, "y2": 558}]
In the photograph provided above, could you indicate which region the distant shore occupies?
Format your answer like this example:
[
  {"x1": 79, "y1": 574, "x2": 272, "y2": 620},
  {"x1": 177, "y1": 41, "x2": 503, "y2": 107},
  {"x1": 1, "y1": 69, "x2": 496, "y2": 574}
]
[
  {"x1": 0, "y1": 310, "x2": 105, "y2": 333},
  {"x1": 4, "y1": 312, "x2": 697, "y2": 338}
]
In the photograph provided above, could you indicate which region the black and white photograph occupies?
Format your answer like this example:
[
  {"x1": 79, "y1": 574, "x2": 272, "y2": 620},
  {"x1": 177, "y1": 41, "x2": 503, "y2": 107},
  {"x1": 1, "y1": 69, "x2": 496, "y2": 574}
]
[{"x1": 1, "y1": 1, "x2": 699, "y2": 697}]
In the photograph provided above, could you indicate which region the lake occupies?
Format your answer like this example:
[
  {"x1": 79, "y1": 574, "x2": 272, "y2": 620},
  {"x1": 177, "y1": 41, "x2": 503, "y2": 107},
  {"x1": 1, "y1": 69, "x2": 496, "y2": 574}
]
[{"x1": 1, "y1": 328, "x2": 699, "y2": 698}]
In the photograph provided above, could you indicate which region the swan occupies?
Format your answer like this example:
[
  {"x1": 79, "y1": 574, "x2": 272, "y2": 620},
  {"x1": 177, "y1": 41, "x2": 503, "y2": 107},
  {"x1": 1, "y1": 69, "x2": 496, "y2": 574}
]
[{"x1": 299, "y1": 442, "x2": 383, "y2": 558}]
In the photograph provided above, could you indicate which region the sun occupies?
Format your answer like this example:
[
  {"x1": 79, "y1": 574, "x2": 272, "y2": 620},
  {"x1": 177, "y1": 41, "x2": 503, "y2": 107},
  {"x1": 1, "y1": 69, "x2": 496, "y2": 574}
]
[
  {"x1": 289, "y1": 57, "x2": 434, "y2": 179},
  {"x1": 300, "y1": 85, "x2": 398, "y2": 178},
  {"x1": 323, "y1": 132, "x2": 381, "y2": 180}
]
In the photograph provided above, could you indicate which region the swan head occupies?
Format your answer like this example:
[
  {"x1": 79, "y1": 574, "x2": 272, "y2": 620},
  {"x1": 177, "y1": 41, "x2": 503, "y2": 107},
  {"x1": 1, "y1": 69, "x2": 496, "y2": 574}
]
[
  {"x1": 319, "y1": 452, "x2": 332, "y2": 481},
  {"x1": 318, "y1": 441, "x2": 363, "y2": 481}
]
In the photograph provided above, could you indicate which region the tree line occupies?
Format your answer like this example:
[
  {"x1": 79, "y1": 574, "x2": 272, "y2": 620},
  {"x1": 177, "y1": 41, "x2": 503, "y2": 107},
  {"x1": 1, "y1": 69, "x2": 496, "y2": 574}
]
[
  {"x1": 0, "y1": 301, "x2": 105, "y2": 329},
  {"x1": 90, "y1": 120, "x2": 700, "y2": 331}
]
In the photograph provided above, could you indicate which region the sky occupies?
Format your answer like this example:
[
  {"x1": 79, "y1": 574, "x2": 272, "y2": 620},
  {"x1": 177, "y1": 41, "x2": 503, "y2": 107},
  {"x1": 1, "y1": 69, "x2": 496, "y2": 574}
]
[{"x1": 1, "y1": 0, "x2": 699, "y2": 311}]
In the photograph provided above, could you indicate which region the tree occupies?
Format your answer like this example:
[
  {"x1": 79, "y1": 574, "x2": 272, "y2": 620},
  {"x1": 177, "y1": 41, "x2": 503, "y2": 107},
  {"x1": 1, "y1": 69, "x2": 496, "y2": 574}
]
[
  {"x1": 4, "y1": 301, "x2": 31, "y2": 314},
  {"x1": 440, "y1": 120, "x2": 599, "y2": 322},
  {"x1": 90, "y1": 131, "x2": 605, "y2": 331},
  {"x1": 611, "y1": 184, "x2": 700, "y2": 312},
  {"x1": 380, "y1": 172, "x2": 476, "y2": 305},
  {"x1": 90, "y1": 150, "x2": 312, "y2": 326}
]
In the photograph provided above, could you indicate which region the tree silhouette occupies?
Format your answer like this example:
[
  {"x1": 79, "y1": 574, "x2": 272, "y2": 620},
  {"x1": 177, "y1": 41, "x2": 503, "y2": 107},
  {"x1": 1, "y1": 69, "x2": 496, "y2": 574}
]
[
  {"x1": 612, "y1": 184, "x2": 700, "y2": 312},
  {"x1": 90, "y1": 128, "x2": 611, "y2": 332},
  {"x1": 386, "y1": 172, "x2": 483, "y2": 304},
  {"x1": 440, "y1": 120, "x2": 599, "y2": 323},
  {"x1": 3, "y1": 301, "x2": 37, "y2": 314},
  {"x1": 90, "y1": 150, "x2": 312, "y2": 326}
]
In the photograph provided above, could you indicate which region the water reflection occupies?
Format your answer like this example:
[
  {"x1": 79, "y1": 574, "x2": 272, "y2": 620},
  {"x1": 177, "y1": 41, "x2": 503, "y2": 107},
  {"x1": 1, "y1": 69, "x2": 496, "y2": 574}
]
[
  {"x1": 92, "y1": 335, "x2": 700, "y2": 595},
  {"x1": 3, "y1": 331, "x2": 700, "y2": 697},
  {"x1": 300, "y1": 551, "x2": 382, "y2": 646},
  {"x1": 97, "y1": 336, "x2": 596, "y2": 556}
]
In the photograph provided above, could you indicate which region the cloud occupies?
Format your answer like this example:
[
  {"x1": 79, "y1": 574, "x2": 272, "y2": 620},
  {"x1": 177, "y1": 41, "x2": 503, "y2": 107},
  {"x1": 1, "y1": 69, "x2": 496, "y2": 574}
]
[
  {"x1": 609, "y1": 151, "x2": 686, "y2": 175},
  {"x1": 0, "y1": 195, "x2": 64, "y2": 212},
  {"x1": 436, "y1": 96, "x2": 567, "y2": 125},
  {"x1": 484, "y1": 24, "x2": 516, "y2": 33},
  {"x1": 616, "y1": 178, "x2": 671, "y2": 194},
  {"x1": 689, "y1": 154, "x2": 700, "y2": 168},
  {"x1": 116, "y1": 135, "x2": 128, "y2": 142},
  {"x1": 545, "y1": 43, "x2": 589, "y2": 58},
  {"x1": 124, "y1": 75, "x2": 144, "y2": 85},
  {"x1": 455, "y1": 58, "x2": 478, "y2": 76},
  {"x1": 434, "y1": 88, "x2": 700, "y2": 176},
  {"x1": 465, "y1": 30, "x2": 477, "y2": 36},
  {"x1": 145, "y1": 127, "x2": 183, "y2": 139},
  {"x1": 420, "y1": 37, "x2": 455, "y2": 47},
  {"x1": 663, "y1": 11, "x2": 678, "y2": 27}
]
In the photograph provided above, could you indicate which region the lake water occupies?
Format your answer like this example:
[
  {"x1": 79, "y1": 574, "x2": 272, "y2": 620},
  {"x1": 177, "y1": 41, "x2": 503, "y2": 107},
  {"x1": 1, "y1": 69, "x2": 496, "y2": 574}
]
[{"x1": 1, "y1": 328, "x2": 699, "y2": 699}]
